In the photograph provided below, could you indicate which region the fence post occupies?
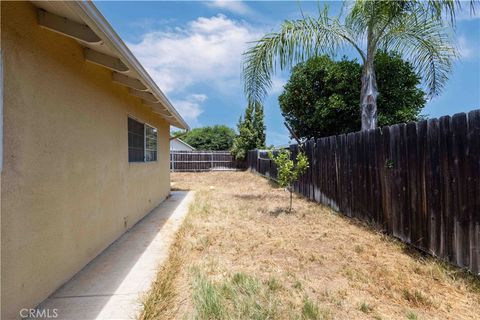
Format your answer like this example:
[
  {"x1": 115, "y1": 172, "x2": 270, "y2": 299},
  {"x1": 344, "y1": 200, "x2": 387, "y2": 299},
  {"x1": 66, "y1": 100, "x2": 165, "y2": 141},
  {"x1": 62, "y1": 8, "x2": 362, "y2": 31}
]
[{"x1": 171, "y1": 151, "x2": 175, "y2": 172}]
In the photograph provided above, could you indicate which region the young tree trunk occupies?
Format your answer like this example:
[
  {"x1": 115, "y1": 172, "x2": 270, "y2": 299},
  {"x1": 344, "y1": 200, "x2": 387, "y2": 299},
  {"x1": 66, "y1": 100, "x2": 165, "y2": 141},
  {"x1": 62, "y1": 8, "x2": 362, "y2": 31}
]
[
  {"x1": 289, "y1": 188, "x2": 293, "y2": 212},
  {"x1": 360, "y1": 59, "x2": 378, "y2": 131}
]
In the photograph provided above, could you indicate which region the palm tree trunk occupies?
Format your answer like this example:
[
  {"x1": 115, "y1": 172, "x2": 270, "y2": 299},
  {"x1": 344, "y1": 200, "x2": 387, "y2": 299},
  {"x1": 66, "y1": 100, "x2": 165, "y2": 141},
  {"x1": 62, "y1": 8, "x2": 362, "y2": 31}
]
[{"x1": 360, "y1": 58, "x2": 378, "y2": 131}]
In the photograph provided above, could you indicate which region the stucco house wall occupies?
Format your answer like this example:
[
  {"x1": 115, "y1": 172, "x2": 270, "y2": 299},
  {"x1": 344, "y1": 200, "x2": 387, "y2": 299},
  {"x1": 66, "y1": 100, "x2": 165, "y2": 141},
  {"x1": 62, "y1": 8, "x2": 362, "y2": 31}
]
[{"x1": 1, "y1": 2, "x2": 172, "y2": 318}]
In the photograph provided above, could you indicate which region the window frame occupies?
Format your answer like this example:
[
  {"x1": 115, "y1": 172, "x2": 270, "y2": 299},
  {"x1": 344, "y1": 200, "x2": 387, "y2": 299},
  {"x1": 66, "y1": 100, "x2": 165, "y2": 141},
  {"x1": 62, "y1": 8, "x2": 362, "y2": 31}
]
[
  {"x1": 144, "y1": 123, "x2": 158, "y2": 162},
  {"x1": 128, "y1": 115, "x2": 158, "y2": 163}
]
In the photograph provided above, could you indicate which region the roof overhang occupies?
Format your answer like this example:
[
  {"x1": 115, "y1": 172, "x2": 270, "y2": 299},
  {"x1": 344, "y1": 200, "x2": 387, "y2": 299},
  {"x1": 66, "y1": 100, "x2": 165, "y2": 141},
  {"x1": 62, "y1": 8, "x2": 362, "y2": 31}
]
[{"x1": 31, "y1": 1, "x2": 189, "y2": 130}]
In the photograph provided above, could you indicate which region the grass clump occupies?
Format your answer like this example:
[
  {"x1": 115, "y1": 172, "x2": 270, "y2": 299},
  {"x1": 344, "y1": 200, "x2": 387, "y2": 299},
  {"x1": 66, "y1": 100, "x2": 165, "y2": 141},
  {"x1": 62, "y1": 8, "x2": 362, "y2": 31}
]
[
  {"x1": 402, "y1": 289, "x2": 432, "y2": 307},
  {"x1": 293, "y1": 280, "x2": 302, "y2": 290},
  {"x1": 301, "y1": 297, "x2": 331, "y2": 320},
  {"x1": 192, "y1": 271, "x2": 279, "y2": 320},
  {"x1": 266, "y1": 277, "x2": 282, "y2": 291},
  {"x1": 193, "y1": 272, "x2": 226, "y2": 319},
  {"x1": 301, "y1": 297, "x2": 319, "y2": 319},
  {"x1": 359, "y1": 301, "x2": 373, "y2": 313},
  {"x1": 406, "y1": 311, "x2": 419, "y2": 320},
  {"x1": 354, "y1": 244, "x2": 364, "y2": 254},
  {"x1": 191, "y1": 271, "x2": 332, "y2": 320}
]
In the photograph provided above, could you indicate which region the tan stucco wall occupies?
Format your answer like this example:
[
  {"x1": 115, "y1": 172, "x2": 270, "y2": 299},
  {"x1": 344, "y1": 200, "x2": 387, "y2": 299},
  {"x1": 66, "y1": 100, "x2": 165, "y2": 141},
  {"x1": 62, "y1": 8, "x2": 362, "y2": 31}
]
[{"x1": 1, "y1": 2, "x2": 171, "y2": 318}]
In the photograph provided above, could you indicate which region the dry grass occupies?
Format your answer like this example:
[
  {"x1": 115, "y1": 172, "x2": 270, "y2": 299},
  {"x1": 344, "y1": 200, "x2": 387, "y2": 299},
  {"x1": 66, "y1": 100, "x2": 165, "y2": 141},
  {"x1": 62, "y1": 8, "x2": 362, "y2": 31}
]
[{"x1": 141, "y1": 171, "x2": 480, "y2": 320}]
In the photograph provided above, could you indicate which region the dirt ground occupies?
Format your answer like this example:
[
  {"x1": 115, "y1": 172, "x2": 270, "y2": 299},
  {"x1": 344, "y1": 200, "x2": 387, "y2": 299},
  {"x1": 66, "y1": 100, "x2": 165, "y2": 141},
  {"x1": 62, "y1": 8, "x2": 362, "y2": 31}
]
[{"x1": 140, "y1": 171, "x2": 480, "y2": 320}]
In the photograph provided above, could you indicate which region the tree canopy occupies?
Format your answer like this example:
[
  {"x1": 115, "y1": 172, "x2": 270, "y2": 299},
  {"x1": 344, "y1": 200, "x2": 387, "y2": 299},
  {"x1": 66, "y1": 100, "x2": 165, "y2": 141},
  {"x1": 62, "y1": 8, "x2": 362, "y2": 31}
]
[
  {"x1": 177, "y1": 125, "x2": 236, "y2": 151},
  {"x1": 279, "y1": 52, "x2": 426, "y2": 139},
  {"x1": 242, "y1": 0, "x2": 459, "y2": 130},
  {"x1": 231, "y1": 102, "x2": 266, "y2": 160}
]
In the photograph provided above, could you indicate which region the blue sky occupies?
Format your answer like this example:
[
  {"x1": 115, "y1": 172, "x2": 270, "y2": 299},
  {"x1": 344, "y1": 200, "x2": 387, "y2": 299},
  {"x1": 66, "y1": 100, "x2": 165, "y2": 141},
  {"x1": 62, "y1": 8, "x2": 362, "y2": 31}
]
[{"x1": 96, "y1": 1, "x2": 480, "y2": 146}]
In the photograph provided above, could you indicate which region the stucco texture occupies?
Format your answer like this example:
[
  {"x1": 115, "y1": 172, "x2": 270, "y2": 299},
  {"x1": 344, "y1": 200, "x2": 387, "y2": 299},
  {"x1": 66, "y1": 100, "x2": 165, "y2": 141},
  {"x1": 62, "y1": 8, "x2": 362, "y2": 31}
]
[{"x1": 1, "y1": 2, "x2": 171, "y2": 318}]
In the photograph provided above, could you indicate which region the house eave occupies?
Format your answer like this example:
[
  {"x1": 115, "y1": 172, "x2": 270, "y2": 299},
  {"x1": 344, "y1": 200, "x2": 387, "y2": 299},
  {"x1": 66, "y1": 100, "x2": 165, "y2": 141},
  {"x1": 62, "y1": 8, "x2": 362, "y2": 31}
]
[{"x1": 32, "y1": 0, "x2": 189, "y2": 130}]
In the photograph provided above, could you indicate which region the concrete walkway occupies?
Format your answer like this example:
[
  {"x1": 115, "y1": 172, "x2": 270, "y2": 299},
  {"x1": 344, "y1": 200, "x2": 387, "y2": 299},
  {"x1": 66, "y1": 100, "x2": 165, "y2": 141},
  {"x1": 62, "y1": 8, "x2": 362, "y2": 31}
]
[{"x1": 33, "y1": 191, "x2": 195, "y2": 320}]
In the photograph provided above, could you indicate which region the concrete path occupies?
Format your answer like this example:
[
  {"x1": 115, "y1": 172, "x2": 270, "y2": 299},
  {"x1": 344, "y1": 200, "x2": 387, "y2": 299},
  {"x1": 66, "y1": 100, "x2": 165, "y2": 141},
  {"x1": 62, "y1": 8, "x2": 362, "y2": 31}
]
[{"x1": 33, "y1": 191, "x2": 195, "y2": 320}]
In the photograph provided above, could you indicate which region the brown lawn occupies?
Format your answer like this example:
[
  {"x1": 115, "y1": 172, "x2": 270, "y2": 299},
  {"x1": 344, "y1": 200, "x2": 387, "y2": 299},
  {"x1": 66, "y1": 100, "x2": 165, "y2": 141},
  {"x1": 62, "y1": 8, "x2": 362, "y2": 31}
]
[{"x1": 140, "y1": 171, "x2": 480, "y2": 320}]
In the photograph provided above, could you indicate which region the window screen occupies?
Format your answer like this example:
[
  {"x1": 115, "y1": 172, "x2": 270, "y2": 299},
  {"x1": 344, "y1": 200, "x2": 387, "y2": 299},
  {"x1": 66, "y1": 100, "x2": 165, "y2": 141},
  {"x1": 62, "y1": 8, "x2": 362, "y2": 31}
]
[
  {"x1": 128, "y1": 117, "x2": 158, "y2": 163},
  {"x1": 145, "y1": 125, "x2": 158, "y2": 162},
  {"x1": 128, "y1": 117, "x2": 145, "y2": 162}
]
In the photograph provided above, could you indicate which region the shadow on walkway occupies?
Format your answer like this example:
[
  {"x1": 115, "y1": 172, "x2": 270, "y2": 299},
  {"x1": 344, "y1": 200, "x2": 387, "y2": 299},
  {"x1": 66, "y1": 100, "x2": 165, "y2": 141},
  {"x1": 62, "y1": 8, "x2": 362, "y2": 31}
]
[{"x1": 32, "y1": 191, "x2": 194, "y2": 320}]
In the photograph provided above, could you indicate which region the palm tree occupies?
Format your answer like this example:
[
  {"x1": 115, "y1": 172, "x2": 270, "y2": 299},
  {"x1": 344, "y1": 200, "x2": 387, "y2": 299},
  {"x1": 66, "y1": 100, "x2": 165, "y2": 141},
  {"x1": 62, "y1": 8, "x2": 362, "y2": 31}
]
[{"x1": 242, "y1": 0, "x2": 464, "y2": 131}]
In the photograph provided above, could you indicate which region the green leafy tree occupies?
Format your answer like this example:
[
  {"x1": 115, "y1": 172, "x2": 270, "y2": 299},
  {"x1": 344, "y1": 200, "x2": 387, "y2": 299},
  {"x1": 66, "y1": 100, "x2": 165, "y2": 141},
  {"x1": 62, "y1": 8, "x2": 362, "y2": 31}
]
[
  {"x1": 375, "y1": 52, "x2": 427, "y2": 126},
  {"x1": 268, "y1": 150, "x2": 309, "y2": 212},
  {"x1": 253, "y1": 103, "x2": 266, "y2": 148},
  {"x1": 242, "y1": 0, "x2": 460, "y2": 131},
  {"x1": 231, "y1": 102, "x2": 266, "y2": 160},
  {"x1": 279, "y1": 52, "x2": 426, "y2": 139},
  {"x1": 180, "y1": 125, "x2": 236, "y2": 150}
]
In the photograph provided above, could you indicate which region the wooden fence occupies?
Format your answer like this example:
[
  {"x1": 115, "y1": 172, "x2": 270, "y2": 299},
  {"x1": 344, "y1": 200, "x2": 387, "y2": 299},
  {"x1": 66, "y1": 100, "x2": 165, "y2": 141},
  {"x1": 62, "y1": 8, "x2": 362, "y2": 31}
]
[
  {"x1": 170, "y1": 150, "x2": 243, "y2": 172},
  {"x1": 247, "y1": 109, "x2": 480, "y2": 274}
]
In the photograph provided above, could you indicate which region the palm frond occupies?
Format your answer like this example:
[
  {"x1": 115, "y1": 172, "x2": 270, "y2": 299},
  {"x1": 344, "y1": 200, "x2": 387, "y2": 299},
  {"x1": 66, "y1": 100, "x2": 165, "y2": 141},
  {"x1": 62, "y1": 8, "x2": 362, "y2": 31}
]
[
  {"x1": 381, "y1": 10, "x2": 457, "y2": 97},
  {"x1": 419, "y1": 0, "x2": 478, "y2": 25},
  {"x1": 425, "y1": 0, "x2": 457, "y2": 23},
  {"x1": 242, "y1": 10, "x2": 361, "y2": 104}
]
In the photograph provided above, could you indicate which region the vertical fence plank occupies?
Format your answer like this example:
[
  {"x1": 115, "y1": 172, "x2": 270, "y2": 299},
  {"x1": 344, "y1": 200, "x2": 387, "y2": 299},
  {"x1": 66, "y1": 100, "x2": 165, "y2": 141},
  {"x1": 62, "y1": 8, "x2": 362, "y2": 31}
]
[
  {"x1": 439, "y1": 115, "x2": 454, "y2": 263},
  {"x1": 452, "y1": 113, "x2": 470, "y2": 268},
  {"x1": 399, "y1": 124, "x2": 410, "y2": 242},
  {"x1": 338, "y1": 134, "x2": 347, "y2": 213},
  {"x1": 347, "y1": 133, "x2": 356, "y2": 218},
  {"x1": 315, "y1": 138, "x2": 322, "y2": 204},
  {"x1": 374, "y1": 128, "x2": 385, "y2": 229},
  {"x1": 307, "y1": 139, "x2": 315, "y2": 200},
  {"x1": 467, "y1": 110, "x2": 480, "y2": 273},
  {"x1": 426, "y1": 119, "x2": 442, "y2": 256},
  {"x1": 416, "y1": 120, "x2": 428, "y2": 251},
  {"x1": 406, "y1": 122, "x2": 419, "y2": 246},
  {"x1": 389, "y1": 125, "x2": 401, "y2": 239},
  {"x1": 370, "y1": 130, "x2": 378, "y2": 222},
  {"x1": 381, "y1": 126, "x2": 393, "y2": 234}
]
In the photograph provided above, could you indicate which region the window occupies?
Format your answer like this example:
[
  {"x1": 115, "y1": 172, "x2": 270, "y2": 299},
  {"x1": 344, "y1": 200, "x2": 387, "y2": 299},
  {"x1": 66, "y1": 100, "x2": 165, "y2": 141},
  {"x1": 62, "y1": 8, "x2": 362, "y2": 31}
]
[
  {"x1": 128, "y1": 117, "x2": 157, "y2": 162},
  {"x1": 145, "y1": 125, "x2": 158, "y2": 161},
  {"x1": 128, "y1": 117, "x2": 144, "y2": 162}
]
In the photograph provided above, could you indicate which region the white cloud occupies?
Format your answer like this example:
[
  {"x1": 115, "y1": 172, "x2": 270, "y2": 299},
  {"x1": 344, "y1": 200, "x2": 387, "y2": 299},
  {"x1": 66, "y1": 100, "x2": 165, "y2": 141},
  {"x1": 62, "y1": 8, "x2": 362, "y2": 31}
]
[
  {"x1": 189, "y1": 94, "x2": 208, "y2": 103},
  {"x1": 457, "y1": 35, "x2": 475, "y2": 59},
  {"x1": 456, "y1": 7, "x2": 480, "y2": 21},
  {"x1": 171, "y1": 94, "x2": 207, "y2": 127},
  {"x1": 127, "y1": 14, "x2": 262, "y2": 123},
  {"x1": 128, "y1": 18, "x2": 177, "y2": 31},
  {"x1": 127, "y1": 14, "x2": 259, "y2": 94},
  {"x1": 270, "y1": 77, "x2": 287, "y2": 95},
  {"x1": 203, "y1": 0, "x2": 253, "y2": 16}
]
